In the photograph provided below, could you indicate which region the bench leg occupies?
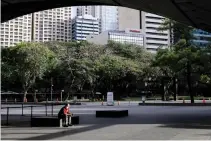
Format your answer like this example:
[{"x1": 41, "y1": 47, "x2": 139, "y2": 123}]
[
  {"x1": 66, "y1": 116, "x2": 72, "y2": 125},
  {"x1": 59, "y1": 119, "x2": 63, "y2": 127},
  {"x1": 68, "y1": 116, "x2": 72, "y2": 124}
]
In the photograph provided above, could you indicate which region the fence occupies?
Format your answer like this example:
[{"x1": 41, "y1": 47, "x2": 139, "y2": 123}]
[
  {"x1": 1, "y1": 92, "x2": 93, "y2": 103},
  {"x1": 1, "y1": 103, "x2": 59, "y2": 126}
]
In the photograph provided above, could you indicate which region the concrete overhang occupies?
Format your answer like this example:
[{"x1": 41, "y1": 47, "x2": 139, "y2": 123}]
[{"x1": 2, "y1": 0, "x2": 211, "y2": 32}]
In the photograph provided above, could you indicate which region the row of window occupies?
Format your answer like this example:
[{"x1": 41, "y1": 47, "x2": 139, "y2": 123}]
[
  {"x1": 111, "y1": 40, "x2": 143, "y2": 46},
  {"x1": 74, "y1": 22, "x2": 99, "y2": 26},
  {"x1": 109, "y1": 33, "x2": 143, "y2": 38},
  {"x1": 146, "y1": 32, "x2": 168, "y2": 36},
  {"x1": 73, "y1": 29, "x2": 99, "y2": 33},
  {"x1": 194, "y1": 36, "x2": 211, "y2": 41},
  {"x1": 109, "y1": 35, "x2": 143, "y2": 40},
  {"x1": 147, "y1": 43, "x2": 168, "y2": 46},
  {"x1": 146, "y1": 16, "x2": 163, "y2": 20},
  {"x1": 146, "y1": 21, "x2": 162, "y2": 25}
]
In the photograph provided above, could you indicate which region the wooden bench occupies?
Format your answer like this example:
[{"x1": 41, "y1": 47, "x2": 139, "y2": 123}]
[
  {"x1": 31, "y1": 116, "x2": 79, "y2": 127},
  {"x1": 96, "y1": 110, "x2": 128, "y2": 118}
]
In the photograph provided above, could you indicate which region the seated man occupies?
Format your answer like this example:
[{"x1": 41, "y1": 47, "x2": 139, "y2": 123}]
[{"x1": 58, "y1": 103, "x2": 73, "y2": 127}]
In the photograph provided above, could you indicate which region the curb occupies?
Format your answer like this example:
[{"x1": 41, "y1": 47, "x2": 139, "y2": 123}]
[
  {"x1": 138, "y1": 103, "x2": 211, "y2": 106},
  {"x1": 1, "y1": 102, "x2": 82, "y2": 105}
]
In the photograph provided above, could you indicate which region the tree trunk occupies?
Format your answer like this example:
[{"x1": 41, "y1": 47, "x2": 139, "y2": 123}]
[
  {"x1": 66, "y1": 92, "x2": 70, "y2": 101},
  {"x1": 187, "y1": 61, "x2": 194, "y2": 103},
  {"x1": 161, "y1": 80, "x2": 165, "y2": 101},
  {"x1": 23, "y1": 91, "x2": 27, "y2": 102}
]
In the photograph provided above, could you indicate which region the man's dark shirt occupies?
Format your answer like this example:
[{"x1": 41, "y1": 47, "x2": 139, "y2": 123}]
[{"x1": 58, "y1": 106, "x2": 66, "y2": 119}]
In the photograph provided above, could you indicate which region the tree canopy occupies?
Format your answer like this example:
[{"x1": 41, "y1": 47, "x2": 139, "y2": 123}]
[{"x1": 2, "y1": 38, "x2": 211, "y2": 102}]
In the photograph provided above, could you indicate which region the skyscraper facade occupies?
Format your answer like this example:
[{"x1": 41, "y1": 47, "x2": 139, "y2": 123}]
[
  {"x1": 77, "y1": 6, "x2": 93, "y2": 16},
  {"x1": 72, "y1": 15, "x2": 99, "y2": 41},
  {"x1": 1, "y1": 14, "x2": 32, "y2": 48},
  {"x1": 1, "y1": 7, "x2": 72, "y2": 48},
  {"x1": 192, "y1": 29, "x2": 211, "y2": 46},
  {"x1": 141, "y1": 12, "x2": 170, "y2": 52},
  {"x1": 75, "y1": 6, "x2": 119, "y2": 33},
  {"x1": 87, "y1": 28, "x2": 144, "y2": 47},
  {"x1": 118, "y1": 7, "x2": 140, "y2": 30},
  {"x1": 33, "y1": 7, "x2": 72, "y2": 42},
  {"x1": 100, "y1": 6, "x2": 119, "y2": 33}
]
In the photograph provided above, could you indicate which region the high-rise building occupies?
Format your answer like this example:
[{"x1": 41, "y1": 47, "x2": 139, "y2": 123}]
[
  {"x1": 192, "y1": 29, "x2": 211, "y2": 46},
  {"x1": 1, "y1": 7, "x2": 72, "y2": 48},
  {"x1": 77, "y1": 6, "x2": 93, "y2": 16},
  {"x1": 91, "y1": 6, "x2": 100, "y2": 19},
  {"x1": 87, "y1": 28, "x2": 144, "y2": 47},
  {"x1": 118, "y1": 9, "x2": 170, "y2": 52},
  {"x1": 1, "y1": 14, "x2": 32, "y2": 48},
  {"x1": 76, "y1": 6, "x2": 118, "y2": 33},
  {"x1": 100, "y1": 6, "x2": 119, "y2": 33},
  {"x1": 141, "y1": 12, "x2": 170, "y2": 52},
  {"x1": 118, "y1": 7, "x2": 140, "y2": 30},
  {"x1": 72, "y1": 15, "x2": 99, "y2": 41},
  {"x1": 33, "y1": 7, "x2": 72, "y2": 42}
]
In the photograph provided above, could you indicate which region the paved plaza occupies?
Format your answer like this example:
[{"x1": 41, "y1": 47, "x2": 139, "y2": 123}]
[{"x1": 1, "y1": 103, "x2": 211, "y2": 140}]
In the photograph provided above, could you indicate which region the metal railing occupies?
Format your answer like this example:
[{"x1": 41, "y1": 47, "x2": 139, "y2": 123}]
[{"x1": 1, "y1": 103, "x2": 60, "y2": 126}]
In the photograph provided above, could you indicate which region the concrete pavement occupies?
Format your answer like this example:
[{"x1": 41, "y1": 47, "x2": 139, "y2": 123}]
[{"x1": 1, "y1": 105, "x2": 211, "y2": 140}]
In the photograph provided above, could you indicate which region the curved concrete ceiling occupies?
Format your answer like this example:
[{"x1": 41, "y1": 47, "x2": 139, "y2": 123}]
[{"x1": 2, "y1": 0, "x2": 211, "y2": 32}]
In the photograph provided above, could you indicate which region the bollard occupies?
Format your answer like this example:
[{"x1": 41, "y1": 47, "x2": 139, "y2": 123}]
[
  {"x1": 45, "y1": 104, "x2": 48, "y2": 116},
  {"x1": 46, "y1": 98, "x2": 48, "y2": 103},
  {"x1": 101, "y1": 101, "x2": 103, "y2": 106},
  {"x1": 51, "y1": 104, "x2": 53, "y2": 116},
  {"x1": 6, "y1": 107, "x2": 9, "y2": 125},
  {"x1": 129, "y1": 101, "x2": 130, "y2": 106},
  {"x1": 15, "y1": 98, "x2": 16, "y2": 103},
  {"x1": 22, "y1": 103, "x2": 24, "y2": 116},
  {"x1": 183, "y1": 99, "x2": 185, "y2": 103},
  {"x1": 5, "y1": 98, "x2": 7, "y2": 103},
  {"x1": 36, "y1": 98, "x2": 38, "y2": 103},
  {"x1": 118, "y1": 101, "x2": 120, "y2": 105},
  {"x1": 31, "y1": 106, "x2": 33, "y2": 127}
]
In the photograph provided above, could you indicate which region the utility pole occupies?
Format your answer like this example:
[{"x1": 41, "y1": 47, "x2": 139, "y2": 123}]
[
  {"x1": 51, "y1": 78, "x2": 53, "y2": 102},
  {"x1": 61, "y1": 90, "x2": 64, "y2": 102},
  {"x1": 174, "y1": 77, "x2": 178, "y2": 101}
]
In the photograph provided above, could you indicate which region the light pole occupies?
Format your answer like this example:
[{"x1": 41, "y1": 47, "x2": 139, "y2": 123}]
[
  {"x1": 51, "y1": 78, "x2": 53, "y2": 102},
  {"x1": 61, "y1": 90, "x2": 64, "y2": 102}
]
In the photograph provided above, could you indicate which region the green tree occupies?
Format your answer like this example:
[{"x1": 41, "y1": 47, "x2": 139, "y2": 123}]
[
  {"x1": 2, "y1": 42, "x2": 56, "y2": 101},
  {"x1": 97, "y1": 41, "x2": 154, "y2": 99},
  {"x1": 159, "y1": 19, "x2": 194, "y2": 45},
  {"x1": 153, "y1": 40, "x2": 202, "y2": 103},
  {"x1": 56, "y1": 41, "x2": 104, "y2": 100}
]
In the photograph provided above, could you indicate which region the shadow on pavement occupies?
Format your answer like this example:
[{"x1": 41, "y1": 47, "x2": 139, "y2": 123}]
[
  {"x1": 18, "y1": 124, "x2": 113, "y2": 140},
  {"x1": 158, "y1": 124, "x2": 211, "y2": 129},
  {"x1": 2, "y1": 111, "x2": 211, "y2": 140},
  {"x1": 2, "y1": 113, "x2": 211, "y2": 126}
]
